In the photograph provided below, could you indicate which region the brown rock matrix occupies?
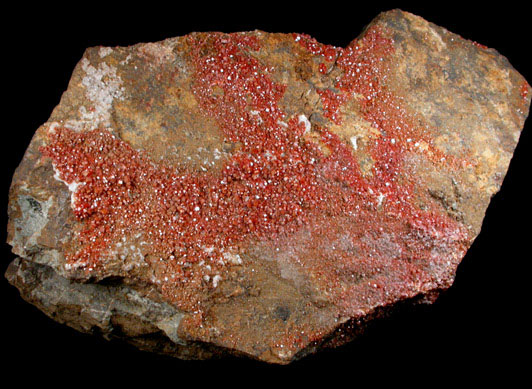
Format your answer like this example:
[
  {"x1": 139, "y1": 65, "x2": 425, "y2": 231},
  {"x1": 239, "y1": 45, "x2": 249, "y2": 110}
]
[{"x1": 6, "y1": 10, "x2": 530, "y2": 363}]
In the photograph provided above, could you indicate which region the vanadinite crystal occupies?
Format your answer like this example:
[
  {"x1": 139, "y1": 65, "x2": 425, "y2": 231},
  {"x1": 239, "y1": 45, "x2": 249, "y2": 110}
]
[{"x1": 6, "y1": 10, "x2": 530, "y2": 363}]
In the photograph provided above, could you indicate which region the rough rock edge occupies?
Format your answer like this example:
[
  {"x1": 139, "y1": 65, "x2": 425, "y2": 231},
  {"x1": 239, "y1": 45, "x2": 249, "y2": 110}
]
[
  {"x1": 5, "y1": 256, "x2": 443, "y2": 364},
  {"x1": 5, "y1": 257, "x2": 220, "y2": 361}
]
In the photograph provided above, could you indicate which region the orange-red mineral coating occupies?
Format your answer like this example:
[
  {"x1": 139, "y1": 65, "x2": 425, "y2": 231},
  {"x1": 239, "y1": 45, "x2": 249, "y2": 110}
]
[
  {"x1": 40, "y1": 26, "x2": 469, "y2": 317},
  {"x1": 520, "y1": 81, "x2": 530, "y2": 99}
]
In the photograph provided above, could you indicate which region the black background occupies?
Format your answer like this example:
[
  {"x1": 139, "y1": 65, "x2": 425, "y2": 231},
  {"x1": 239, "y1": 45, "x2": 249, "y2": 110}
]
[{"x1": 2, "y1": 1, "x2": 530, "y2": 383}]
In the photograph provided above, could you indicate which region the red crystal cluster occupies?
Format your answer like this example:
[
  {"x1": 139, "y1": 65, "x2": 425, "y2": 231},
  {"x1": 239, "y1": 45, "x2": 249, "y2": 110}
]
[{"x1": 41, "y1": 26, "x2": 468, "y2": 317}]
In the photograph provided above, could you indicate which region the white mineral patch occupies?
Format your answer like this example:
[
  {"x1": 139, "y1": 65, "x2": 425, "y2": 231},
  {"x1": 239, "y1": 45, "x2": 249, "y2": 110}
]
[
  {"x1": 212, "y1": 274, "x2": 222, "y2": 288},
  {"x1": 47, "y1": 119, "x2": 95, "y2": 135},
  {"x1": 64, "y1": 261, "x2": 89, "y2": 270},
  {"x1": 377, "y1": 192, "x2": 386, "y2": 206},
  {"x1": 47, "y1": 122, "x2": 60, "y2": 134},
  {"x1": 137, "y1": 42, "x2": 176, "y2": 67},
  {"x1": 52, "y1": 164, "x2": 83, "y2": 208},
  {"x1": 250, "y1": 110, "x2": 263, "y2": 124},
  {"x1": 298, "y1": 114, "x2": 311, "y2": 134},
  {"x1": 428, "y1": 26, "x2": 447, "y2": 51},
  {"x1": 222, "y1": 251, "x2": 243, "y2": 265},
  {"x1": 80, "y1": 58, "x2": 125, "y2": 126},
  {"x1": 98, "y1": 47, "x2": 113, "y2": 58},
  {"x1": 350, "y1": 135, "x2": 358, "y2": 150},
  {"x1": 47, "y1": 119, "x2": 98, "y2": 133},
  {"x1": 120, "y1": 53, "x2": 132, "y2": 65},
  {"x1": 203, "y1": 246, "x2": 215, "y2": 254}
]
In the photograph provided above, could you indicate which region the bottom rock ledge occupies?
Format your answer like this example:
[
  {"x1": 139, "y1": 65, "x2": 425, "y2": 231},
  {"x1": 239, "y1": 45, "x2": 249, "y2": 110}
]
[
  {"x1": 5, "y1": 258, "x2": 216, "y2": 361},
  {"x1": 5, "y1": 257, "x2": 449, "y2": 364}
]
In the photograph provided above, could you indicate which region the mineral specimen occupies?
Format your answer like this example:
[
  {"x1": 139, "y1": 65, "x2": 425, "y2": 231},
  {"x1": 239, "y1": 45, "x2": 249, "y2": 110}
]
[{"x1": 5, "y1": 9, "x2": 530, "y2": 363}]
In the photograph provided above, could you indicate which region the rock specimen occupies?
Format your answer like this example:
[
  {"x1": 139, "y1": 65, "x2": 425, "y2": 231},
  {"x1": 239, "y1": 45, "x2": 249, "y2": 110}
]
[{"x1": 6, "y1": 10, "x2": 530, "y2": 363}]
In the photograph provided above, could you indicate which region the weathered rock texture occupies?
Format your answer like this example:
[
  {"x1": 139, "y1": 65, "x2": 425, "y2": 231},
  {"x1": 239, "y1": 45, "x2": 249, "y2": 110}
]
[{"x1": 6, "y1": 10, "x2": 530, "y2": 363}]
